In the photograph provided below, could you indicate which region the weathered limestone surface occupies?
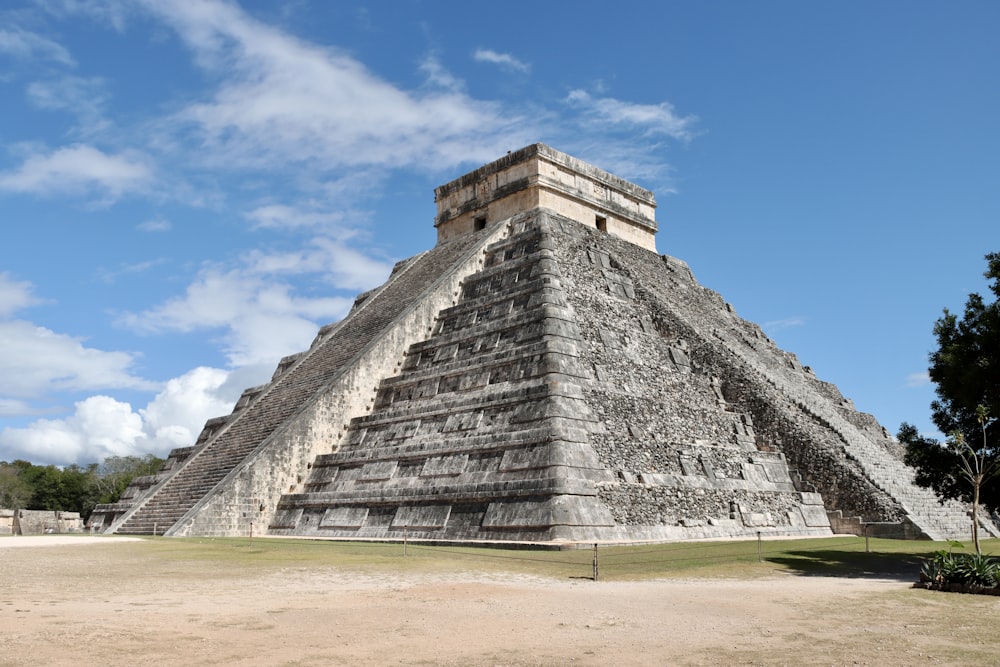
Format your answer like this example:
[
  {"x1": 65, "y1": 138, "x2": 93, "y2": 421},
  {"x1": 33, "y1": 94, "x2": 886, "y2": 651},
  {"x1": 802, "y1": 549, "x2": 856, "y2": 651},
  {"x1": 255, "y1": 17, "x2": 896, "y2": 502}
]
[
  {"x1": 272, "y1": 210, "x2": 833, "y2": 541},
  {"x1": 89, "y1": 446, "x2": 194, "y2": 531},
  {"x1": 107, "y1": 228, "x2": 500, "y2": 536},
  {"x1": 435, "y1": 144, "x2": 658, "y2": 252},
  {"x1": 105, "y1": 143, "x2": 995, "y2": 542},
  {"x1": 543, "y1": 213, "x2": 994, "y2": 541},
  {"x1": 1, "y1": 509, "x2": 83, "y2": 534},
  {"x1": 272, "y1": 212, "x2": 620, "y2": 541}
]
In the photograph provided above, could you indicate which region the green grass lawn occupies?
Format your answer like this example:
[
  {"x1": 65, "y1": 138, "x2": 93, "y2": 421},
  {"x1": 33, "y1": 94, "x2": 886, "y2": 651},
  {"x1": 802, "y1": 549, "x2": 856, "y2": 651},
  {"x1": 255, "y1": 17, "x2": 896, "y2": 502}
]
[{"x1": 109, "y1": 534, "x2": 1000, "y2": 582}]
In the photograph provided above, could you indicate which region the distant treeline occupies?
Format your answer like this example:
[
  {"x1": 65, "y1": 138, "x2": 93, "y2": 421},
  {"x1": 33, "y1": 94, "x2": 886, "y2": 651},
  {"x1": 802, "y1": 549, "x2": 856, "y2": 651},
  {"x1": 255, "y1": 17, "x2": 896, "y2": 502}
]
[{"x1": 0, "y1": 454, "x2": 164, "y2": 521}]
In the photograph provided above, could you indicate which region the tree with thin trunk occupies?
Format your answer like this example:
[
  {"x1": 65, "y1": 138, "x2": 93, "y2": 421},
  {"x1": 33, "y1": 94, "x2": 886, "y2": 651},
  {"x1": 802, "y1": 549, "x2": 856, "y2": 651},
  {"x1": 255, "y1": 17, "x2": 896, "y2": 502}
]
[{"x1": 948, "y1": 406, "x2": 997, "y2": 554}]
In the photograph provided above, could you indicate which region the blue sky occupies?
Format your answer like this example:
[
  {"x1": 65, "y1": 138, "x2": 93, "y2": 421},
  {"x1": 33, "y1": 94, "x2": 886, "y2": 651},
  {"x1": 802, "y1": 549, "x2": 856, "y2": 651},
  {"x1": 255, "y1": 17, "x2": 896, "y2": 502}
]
[{"x1": 1, "y1": 1, "x2": 997, "y2": 466}]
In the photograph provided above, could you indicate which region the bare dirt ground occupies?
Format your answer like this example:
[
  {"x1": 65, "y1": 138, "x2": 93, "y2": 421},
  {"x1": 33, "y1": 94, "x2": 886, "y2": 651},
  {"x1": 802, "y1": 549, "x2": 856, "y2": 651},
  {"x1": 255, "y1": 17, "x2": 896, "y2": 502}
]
[{"x1": 1, "y1": 537, "x2": 998, "y2": 666}]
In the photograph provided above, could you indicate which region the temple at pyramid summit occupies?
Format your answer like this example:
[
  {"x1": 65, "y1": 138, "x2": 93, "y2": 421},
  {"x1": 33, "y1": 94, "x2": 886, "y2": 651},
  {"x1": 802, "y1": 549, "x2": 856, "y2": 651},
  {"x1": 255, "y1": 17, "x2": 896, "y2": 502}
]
[{"x1": 92, "y1": 144, "x2": 998, "y2": 543}]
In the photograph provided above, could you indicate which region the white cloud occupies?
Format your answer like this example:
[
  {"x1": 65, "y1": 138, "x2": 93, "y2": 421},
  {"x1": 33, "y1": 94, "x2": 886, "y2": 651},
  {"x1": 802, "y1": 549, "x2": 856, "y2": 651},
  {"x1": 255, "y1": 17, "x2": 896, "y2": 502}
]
[
  {"x1": 139, "y1": 366, "x2": 235, "y2": 449},
  {"x1": 553, "y1": 90, "x2": 697, "y2": 188},
  {"x1": 113, "y1": 174, "x2": 394, "y2": 369},
  {"x1": 120, "y1": 200, "x2": 392, "y2": 368},
  {"x1": 42, "y1": 1, "x2": 691, "y2": 200},
  {"x1": 566, "y1": 89, "x2": 697, "y2": 141},
  {"x1": 764, "y1": 317, "x2": 806, "y2": 333},
  {"x1": 120, "y1": 264, "x2": 357, "y2": 367},
  {"x1": 244, "y1": 235, "x2": 391, "y2": 289},
  {"x1": 0, "y1": 27, "x2": 75, "y2": 65},
  {"x1": 0, "y1": 144, "x2": 153, "y2": 200},
  {"x1": 0, "y1": 395, "x2": 145, "y2": 465},
  {"x1": 473, "y1": 48, "x2": 529, "y2": 73},
  {"x1": 906, "y1": 371, "x2": 931, "y2": 388},
  {"x1": 137, "y1": 217, "x2": 172, "y2": 232},
  {"x1": 0, "y1": 273, "x2": 42, "y2": 318},
  {"x1": 38, "y1": 0, "x2": 133, "y2": 32},
  {"x1": 245, "y1": 204, "x2": 349, "y2": 231},
  {"x1": 0, "y1": 398, "x2": 34, "y2": 418},
  {"x1": 0, "y1": 320, "x2": 156, "y2": 401},
  {"x1": 34, "y1": 1, "x2": 692, "y2": 194},
  {"x1": 26, "y1": 75, "x2": 109, "y2": 133},
  {"x1": 0, "y1": 366, "x2": 240, "y2": 465},
  {"x1": 419, "y1": 54, "x2": 465, "y2": 92},
  {"x1": 0, "y1": 0, "x2": 703, "y2": 469},
  {"x1": 123, "y1": 269, "x2": 276, "y2": 331},
  {"x1": 96, "y1": 258, "x2": 167, "y2": 284},
  {"x1": 139, "y1": 0, "x2": 530, "y2": 171},
  {"x1": 225, "y1": 309, "x2": 331, "y2": 368}
]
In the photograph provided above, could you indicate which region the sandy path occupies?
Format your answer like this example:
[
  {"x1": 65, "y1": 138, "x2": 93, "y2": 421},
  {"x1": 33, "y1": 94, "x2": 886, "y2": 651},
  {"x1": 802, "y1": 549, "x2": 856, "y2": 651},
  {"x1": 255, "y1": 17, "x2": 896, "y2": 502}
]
[
  {"x1": 0, "y1": 539, "x2": 996, "y2": 666},
  {"x1": 0, "y1": 535, "x2": 141, "y2": 548}
]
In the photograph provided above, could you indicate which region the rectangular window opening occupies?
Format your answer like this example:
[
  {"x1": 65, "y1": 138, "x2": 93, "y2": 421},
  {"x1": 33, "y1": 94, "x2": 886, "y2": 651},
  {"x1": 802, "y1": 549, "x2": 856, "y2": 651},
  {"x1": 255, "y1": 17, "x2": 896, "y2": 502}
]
[
  {"x1": 474, "y1": 216, "x2": 487, "y2": 231},
  {"x1": 595, "y1": 215, "x2": 608, "y2": 232}
]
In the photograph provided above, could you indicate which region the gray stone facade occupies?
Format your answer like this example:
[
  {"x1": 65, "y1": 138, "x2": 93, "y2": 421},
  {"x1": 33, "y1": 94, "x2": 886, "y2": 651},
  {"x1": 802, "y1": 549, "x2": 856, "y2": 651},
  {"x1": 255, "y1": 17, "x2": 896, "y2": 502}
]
[
  {"x1": 102, "y1": 145, "x2": 997, "y2": 543},
  {"x1": 1, "y1": 509, "x2": 83, "y2": 535}
]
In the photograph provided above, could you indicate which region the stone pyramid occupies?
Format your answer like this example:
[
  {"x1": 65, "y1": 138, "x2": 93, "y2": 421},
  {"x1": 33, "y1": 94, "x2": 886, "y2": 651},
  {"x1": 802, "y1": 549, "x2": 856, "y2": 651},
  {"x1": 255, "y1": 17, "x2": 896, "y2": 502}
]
[{"x1": 95, "y1": 144, "x2": 994, "y2": 542}]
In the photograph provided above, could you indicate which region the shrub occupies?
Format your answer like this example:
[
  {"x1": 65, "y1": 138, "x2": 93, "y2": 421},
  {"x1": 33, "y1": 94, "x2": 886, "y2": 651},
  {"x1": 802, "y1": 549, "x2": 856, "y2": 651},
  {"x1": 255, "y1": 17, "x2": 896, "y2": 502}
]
[
  {"x1": 920, "y1": 549, "x2": 999, "y2": 590},
  {"x1": 957, "y1": 553, "x2": 999, "y2": 587}
]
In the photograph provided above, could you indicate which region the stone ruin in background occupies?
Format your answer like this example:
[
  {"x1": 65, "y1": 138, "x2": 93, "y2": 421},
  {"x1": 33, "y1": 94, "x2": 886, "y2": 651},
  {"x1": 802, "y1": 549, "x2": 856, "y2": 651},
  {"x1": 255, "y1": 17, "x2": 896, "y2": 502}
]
[
  {"x1": 1, "y1": 509, "x2": 83, "y2": 535},
  {"x1": 91, "y1": 144, "x2": 998, "y2": 543}
]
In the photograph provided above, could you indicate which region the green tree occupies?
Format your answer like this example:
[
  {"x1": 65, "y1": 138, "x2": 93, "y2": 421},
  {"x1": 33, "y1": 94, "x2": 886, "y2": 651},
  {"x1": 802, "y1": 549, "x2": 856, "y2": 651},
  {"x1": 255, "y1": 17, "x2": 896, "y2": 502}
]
[
  {"x1": 0, "y1": 463, "x2": 32, "y2": 510},
  {"x1": 59, "y1": 464, "x2": 98, "y2": 518},
  {"x1": 0, "y1": 455, "x2": 163, "y2": 522},
  {"x1": 23, "y1": 464, "x2": 66, "y2": 511},
  {"x1": 902, "y1": 252, "x2": 1000, "y2": 550},
  {"x1": 91, "y1": 454, "x2": 164, "y2": 505}
]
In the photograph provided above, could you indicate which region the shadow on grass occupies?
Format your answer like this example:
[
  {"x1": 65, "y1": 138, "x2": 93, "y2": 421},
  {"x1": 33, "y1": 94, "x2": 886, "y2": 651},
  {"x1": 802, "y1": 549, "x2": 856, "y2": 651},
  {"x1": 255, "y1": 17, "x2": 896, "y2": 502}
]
[{"x1": 765, "y1": 549, "x2": 933, "y2": 582}]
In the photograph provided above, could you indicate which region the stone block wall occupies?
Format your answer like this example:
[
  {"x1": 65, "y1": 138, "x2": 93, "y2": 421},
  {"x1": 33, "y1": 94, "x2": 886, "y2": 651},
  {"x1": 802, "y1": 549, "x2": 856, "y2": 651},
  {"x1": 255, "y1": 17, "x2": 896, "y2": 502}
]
[
  {"x1": 167, "y1": 223, "x2": 510, "y2": 537},
  {"x1": 435, "y1": 144, "x2": 658, "y2": 251},
  {"x1": 545, "y1": 215, "x2": 831, "y2": 537},
  {"x1": 1, "y1": 509, "x2": 83, "y2": 534},
  {"x1": 272, "y1": 212, "x2": 618, "y2": 541},
  {"x1": 268, "y1": 210, "x2": 834, "y2": 543},
  {"x1": 89, "y1": 446, "x2": 195, "y2": 531},
  {"x1": 105, "y1": 143, "x2": 990, "y2": 543},
  {"x1": 545, "y1": 214, "x2": 987, "y2": 540}
]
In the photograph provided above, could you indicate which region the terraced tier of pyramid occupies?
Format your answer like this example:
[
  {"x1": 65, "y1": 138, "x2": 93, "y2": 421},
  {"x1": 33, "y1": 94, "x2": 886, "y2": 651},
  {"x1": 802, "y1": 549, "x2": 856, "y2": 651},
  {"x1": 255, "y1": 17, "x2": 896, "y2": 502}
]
[{"x1": 98, "y1": 144, "x2": 995, "y2": 542}]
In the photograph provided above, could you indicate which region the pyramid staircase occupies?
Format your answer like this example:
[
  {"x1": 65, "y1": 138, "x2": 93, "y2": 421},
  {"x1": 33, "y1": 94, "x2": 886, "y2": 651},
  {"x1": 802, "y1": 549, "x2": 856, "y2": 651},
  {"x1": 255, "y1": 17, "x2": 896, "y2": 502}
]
[
  {"x1": 764, "y1": 372, "x2": 994, "y2": 540},
  {"x1": 573, "y1": 220, "x2": 997, "y2": 541},
  {"x1": 103, "y1": 143, "x2": 987, "y2": 543},
  {"x1": 271, "y1": 213, "x2": 618, "y2": 540},
  {"x1": 692, "y1": 295, "x2": 995, "y2": 540},
  {"x1": 272, "y1": 211, "x2": 833, "y2": 541},
  {"x1": 108, "y1": 231, "x2": 491, "y2": 535}
]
